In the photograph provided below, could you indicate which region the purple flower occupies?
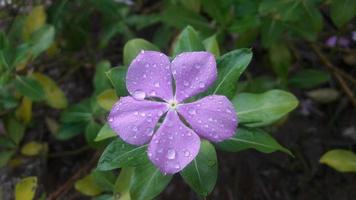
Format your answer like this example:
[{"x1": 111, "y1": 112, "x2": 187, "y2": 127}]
[
  {"x1": 108, "y1": 51, "x2": 238, "y2": 174},
  {"x1": 326, "y1": 36, "x2": 350, "y2": 48}
]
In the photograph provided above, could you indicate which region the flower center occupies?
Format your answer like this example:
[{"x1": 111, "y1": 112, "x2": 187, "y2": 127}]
[{"x1": 168, "y1": 100, "x2": 179, "y2": 110}]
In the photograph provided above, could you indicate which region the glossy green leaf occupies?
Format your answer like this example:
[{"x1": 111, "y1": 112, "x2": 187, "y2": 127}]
[
  {"x1": 7, "y1": 117, "x2": 25, "y2": 145},
  {"x1": 233, "y1": 90, "x2": 298, "y2": 127},
  {"x1": 60, "y1": 99, "x2": 92, "y2": 123},
  {"x1": 306, "y1": 88, "x2": 340, "y2": 104},
  {"x1": 217, "y1": 127, "x2": 292, "y2": 155},
  {"x1": 92, "y1": 170, "x2": 116, "y2": 191},
  {"x1": 181, "y1": 140, "x2": 217, "y2": 196},
  {"x1": 14, "y1": 76, "x2": 45, "y2": 101},
  {"x1": 320, "y1": 149, "x2": 356, "y2": 172},
  {"x1": 15, "y1": 176, "x2": 38, "y2": 200},
  {"x1": 75, "y1": 174, "x2": 103, "y2": 196},
  {"x1": 0, "y1": 150, "x2": 15, "y2": 167},
  {"x1": 94, "y1": 60, "x2": 112, "y2": 94},
  {"x1": 130, "y1": 162, "x2": 172, "y2": 200},
  {"x1": 289, "y1": 69, "x2": 330, "y2": 88},
  {"x1": 85, "y1": 121, "x2": 102, "y2": 147},
  {"x1": 123, "y1": 39, "x2": 159, "y2": 66},
  {"x1": 114, "y1": 167, "x2": 134, "y2": 200},
  {"x1": 22, "y1": 5, "x2": 46, "y2": 41},
  {"x1": 330, "y1": 0, "x2": 356, "y2": 28},
  {"x1": 207, "y1": 49, "x2": 252, "y2": 99},
  {"x1": 261, "y1": 18, "x2": 284, "y2": 47},
  {"x1": 106, "y1": 67, "x2": 128, "y2": 97},
  {"x1": 29, "y1": 25, "x2": 55, "y2": 57},
  {"x1": 201, "y1": 0, "x2": 230, "y2": 24},
  {"x1": 172, "y1": 26, "x2": 205, "y2": 57},
  {"x1": 56, "y1": 122, "x2": 87, "y2": 140},
  {"x1": 97, "y1": 139, "x2": 148, "y2": 171},
  {"x1": 94, "y1": 123, "x2": 116, "y2": 142},
  {"x1": 180, "y1": 0, "x2": 201, "y2": 12},
  {"x1": 203, "y1": 35, "x2": 220, "y2": 57}
]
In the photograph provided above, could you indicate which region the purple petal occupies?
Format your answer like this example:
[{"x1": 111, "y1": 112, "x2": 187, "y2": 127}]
[
  {"x1": 108, "y1": 96, "x2": 168, "y2": 145},
  {"x1": 126, "y1": 51, "x2": 174, "y2": 101},
  {"x1": 171, "y1": 52, "x2": 217, "y2": 102},
  {"x1": 177, "y1": 95, "x2": 237, "y2": 142},
  {"x1": 148, "y1": 111, "x2": 200, "y2": 174},
  {"x1": 326, "y1": 36, "x2": 337, "y2": 47}
]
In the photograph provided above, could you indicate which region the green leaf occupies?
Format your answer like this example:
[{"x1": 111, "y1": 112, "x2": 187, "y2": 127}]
[
  {"x1": 106, "y1": 67, "x2": 128, "y2": 97},
  {"x1": 21, "y1": 141, "x2": 45, "y2": 156},
  {"x1": 203, "y1": 35, "x2": 220, "y2": 57},
  {"x1": 123, "y1": 39, "x2": 159, "y2": 66},
  {"x1": 85, "y1": 121, "x2": 102, "y2": 147},
  {"x1": 161, "y1": 5, "x2": 212, "y2": 34},
  {"x1": 130, "y1": 162, "x2": 172, "y2": 200},
  {"x1": 94, "y1": 60, "x2": 112, "y2": 94},
  {"x1": 233, "y1": 90, "x2": 298, "y2": 127},
  {"x1": 172, "y1": 26, "x2": 205, "y2": 57},
  {"x1": 289, "y1": 69, "x2": 330, "y2": 89},
  {"x1": 6, "y1": 117, "x2": 25, "y2": 145},
  {"x1": 320, "y1": 149, "x2": 356, "y2": 173},
  {"x1": 180, "y1": 140, "x2": 217, "y2": 197},
  {"x1": 180, "y1": 0, "x2": 201, "y2": 12},
  {"x1": 92, "y1": 170, "x2": 116, "y2": 192},
  {"x1": 97, "y1": 139, "x2": 148, "y2": 171},
  {"x1": 269, "y1": 43, "x2": 292, "y2": 80},
  {"x1": 14, "y1": 75, "x2": 45, "y2": 101},
  {"x1": 306, "y1": 88, "x2": 340, "y2": 104},
  {"x1": 217, "y1": 127, "x2": 292, "y2": 156},
  {"x1": 56, "y1": 122, "x2": 86, "y2": 140},
  {"x1": 97, "y1": 89, "x2": 118, "y2": 111},
  {"x1": 29, "y1": 25, "x2": 55, "y2": 57},
  {"x1": 114, "y1": 167, "x2": 134, "y2": 200},
  {"x1": 60, "y1": 99, "x2": 92, "y2": 123},
  {"x1": 75, "y1": 174, "x2": 103, "y2": 196},
  {"x1": 15, "y1": 176, "x2": 38, "y2": 200},
  {"x1": 330, "y1": 0, "x2": 356, "y2": 28},
  {"x1": 229, "y1": 16, "x2": 261, "y2": 33},
  {"x1": 207, "y1": 49, "x2": 252, "y2": 99},
  {"x1": 31, "y1": 72, "x2": 68, "y2": 109},
  {"x1": 0, "y1": 150, "x2": 15, "y2": 168},
  {"x1": 94, "y1": 123, "x2": 116, "y2": 142},
  {"x1": 261, "y1": 18, "x2": 284, "y2": 47}
]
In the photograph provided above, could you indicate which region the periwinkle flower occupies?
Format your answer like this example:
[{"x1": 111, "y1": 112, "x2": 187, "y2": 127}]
[{"x1": 108, "y1": 51, "x2": 238, "y2": 174}]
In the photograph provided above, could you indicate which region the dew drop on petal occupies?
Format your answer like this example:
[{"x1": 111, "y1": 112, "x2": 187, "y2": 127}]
[
  {"x1": 183, "y1": 81, "x2": 189, "y2": 87},
  {"x1": 226, "y1": 108, "x2": 232, "y2": 113},
  {"x1": 166, "y1": 149, "x2": 176, "y2": 160},
  {"x1": 174, "y1": 164, "x2": 180, "y2": 169},
  {"x1": 132, "y1": 126, "x2": 138, "y2": 132},
  {"x1": 108, "y1": 117, "x2": 114, "y2": 122},
  {"x1": 184, "y1": 150, "x2": 190, "y2": 157},
  {"x1": 188, "y1": 109, "x2": 196, "y2": 115},
  {"x1": 154, "y1": 82, "x2": 160, "y2": 87},
  {"x1": 195, "y1": 64, "x2": 201, "y2": 69},
  {"x1": 133, "y1": 90, "x2": 146, "y2": 100},
  {"x1": 199, "y1": 82, "x2": 206, "y2": 88},
  {"x1": 140, "y1": 112, "x2": 146, "y2": 117}
]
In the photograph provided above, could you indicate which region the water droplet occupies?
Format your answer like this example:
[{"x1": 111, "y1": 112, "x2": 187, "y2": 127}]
[
  {"x1": 183, "y1": 81, "x2": 189, "y2": 87},
  {"x1": 140, "y1": 112, "x2": 146, "y2": 117},
  {"x1": 198, "y1": 120, "x2": 202, "y2": 124},
  {"x1": 166, "y1": 149, "x2": 176, "y2": 160},
  {"x1": 141, "y1": 50, "x2": 145, "y2": 53},
  {"x1": 143, "y1": 74, "x2": 147, "y2": 78},
  {"x1": 168, "y1": 135, "x2": 173, "y2": 140},
  {"x1": 188, "y1": 109, "x2": 196, "y2": 115},
  {"x1": 172, "y1": 70, "x2": 177, "y2": 75},
  {"x1": 226, "y1": 108, "x2": 232, "y2": 113},
  {"x1": 158, "y1": 111, "x2": 163, "y2": 115},
  {"x1": 134, "y1": 111, "x2": 138, "y2": 115},
  {"x1": 159, "y1": 53, "x2": 164, "y2": 57},
  {"x1": 133, "y1": 90, "x2": 146, "y2": 100},
  {"x1": 199, "y1": 82, "x2": 206, "y2": 88},
  {"x1": 204, "y1": 124, "x2": 209, "y2": 128},
  {"x1": 147, "y1": 129, "x2": 154, "y2": 136},
  {"x1": 148, "y1": 152, "x2": 152, "y2": 157},
  {"x1": 108, "y1": 117, "x2": 114, "y2": 122},
  {"x1": 145, "y1": 64, "x2": 149, "y2": 68},
  {"x1": 154, "y1": 82, "x2": 160, "y2": 87},
  {"x1": 149, "y1": 90, "x2": 156, "y2": 96},
  {"x1": 195, "y1": 64, "x2": 201, "y2": 69},
  {"x1": 174, "y1": 164, "x2": 180, "y2": 169},
  {"x1": 158, "y1": 148, "x2": 163, "y2": 153},
  {"x1": 132, "y1": 126, "x2": 138, "y2": 132},
  {"x1": 184, "y1": 150, "x2": 190, "y2": 157},
  {"x1": 208, "y1": 118, "x2": 213, "y2": 122},
  {"x1": 153, "y1": 64, "x2": 157, "y2": 68},
  {"x1": 147, "y1": 117, "x2": 152, "y2": 122},
  {"x1": 187, "y1": 132, "x2": 192, "y2": 136}
]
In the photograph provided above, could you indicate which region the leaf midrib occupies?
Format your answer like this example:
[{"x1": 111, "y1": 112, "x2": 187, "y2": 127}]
[{"x1": 236, "y1": 101, "x2": 295, "y2": 115}]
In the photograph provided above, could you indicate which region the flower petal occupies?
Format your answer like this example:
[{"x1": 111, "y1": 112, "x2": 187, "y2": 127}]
[
  {"x1": 108, "y1": 96, "x2": 168, "y2": 145},
  {"x1": 177, "y1": 95, "x2": 237, "y2": 142},
  {"x1": 171, "y1": 52, "x2": 217, "y2": 102},
  {"x1": 126, "y1": 51, "x2": 173, "y2": 101},
  {"x1": 148, "y1": 111, "x2": 200, "y2": 174}
]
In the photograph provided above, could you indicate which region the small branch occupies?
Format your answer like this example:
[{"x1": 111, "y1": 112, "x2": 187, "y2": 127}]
[
  {"x1": 47, "y1": 151, "x2": 100, "y2": 200},
  {"x1": 311, "y1": 44, "x2": 356, "y2": 107}
]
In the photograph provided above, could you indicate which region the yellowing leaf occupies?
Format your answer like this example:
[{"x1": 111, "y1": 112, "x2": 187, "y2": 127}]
[
  {"x1": 32, "y1": 72, "x2": 68, "y2": 109},
  {"x1": 15, "y1": 97, "x2": 32, "y2": 124},
  {"x1": 46, "y1": 41, "x2": 60, "y2": 57},
  {"x1": 75, "y1": 174, "x2": 103, "y2": 196},
  {"x1": 320, "y1": 149, "x2": 356, "y2": 173},
  {"x1": 45, "y1": 117, "x2": 59, "y2": 136},
  {"x1": 23, "y1": 6, "x2": 47, "y2": 41},
  {"x1": 15, "y1": 176, "x2": 38, "y2": 200},
  {"x1": 21, "y1": 141, "x2": 44, "y2": 156},
  {"x1": 97, "y1": 89, "x2": 118, "y2": 110}
]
